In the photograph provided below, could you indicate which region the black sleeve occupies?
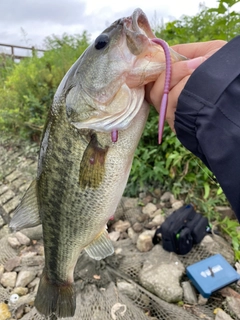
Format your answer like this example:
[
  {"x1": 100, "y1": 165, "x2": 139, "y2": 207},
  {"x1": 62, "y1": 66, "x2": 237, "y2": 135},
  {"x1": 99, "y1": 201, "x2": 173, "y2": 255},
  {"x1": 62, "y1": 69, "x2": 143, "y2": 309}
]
[{"x1": 174, "y1": 36, "x2": 240, "y2": 222}]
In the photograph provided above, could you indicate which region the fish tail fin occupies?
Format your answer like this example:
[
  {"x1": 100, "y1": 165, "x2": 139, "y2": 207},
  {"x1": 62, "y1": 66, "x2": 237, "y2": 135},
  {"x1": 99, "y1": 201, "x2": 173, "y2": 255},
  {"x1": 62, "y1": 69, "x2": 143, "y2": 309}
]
[{"x1": 34, "y1": 270, "x2": 76, "y2": 318}]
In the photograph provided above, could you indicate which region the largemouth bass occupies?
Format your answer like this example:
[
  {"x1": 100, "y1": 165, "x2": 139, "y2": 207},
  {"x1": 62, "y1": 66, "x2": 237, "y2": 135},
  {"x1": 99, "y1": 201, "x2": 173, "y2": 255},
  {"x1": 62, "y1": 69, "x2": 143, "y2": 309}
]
[{"x1": 10, "y1": 8, "x2": 184, "y2": 318}]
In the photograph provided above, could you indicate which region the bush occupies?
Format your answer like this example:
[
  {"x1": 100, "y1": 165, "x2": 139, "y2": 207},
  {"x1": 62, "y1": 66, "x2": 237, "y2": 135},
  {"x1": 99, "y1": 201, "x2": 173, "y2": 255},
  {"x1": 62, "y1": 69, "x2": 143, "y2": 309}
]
[{"x1": 0, "y1": 33, "x2": 90, "y2": 140}]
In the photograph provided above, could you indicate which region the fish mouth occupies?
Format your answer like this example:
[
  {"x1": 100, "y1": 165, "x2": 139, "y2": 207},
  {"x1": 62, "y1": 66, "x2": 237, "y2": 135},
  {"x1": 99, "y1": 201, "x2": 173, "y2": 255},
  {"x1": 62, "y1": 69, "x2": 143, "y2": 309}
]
[
  {"x1": 122, "y1": 8, "x2": 155, "y2": 55},
  {"x1": 125, "y1": 8, "x2": 155, "y2": 38}
]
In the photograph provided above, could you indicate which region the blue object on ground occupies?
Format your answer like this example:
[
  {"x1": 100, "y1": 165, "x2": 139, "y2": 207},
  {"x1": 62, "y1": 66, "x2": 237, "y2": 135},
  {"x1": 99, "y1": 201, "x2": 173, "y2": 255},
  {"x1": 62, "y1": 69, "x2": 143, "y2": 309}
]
[{"x1": 186, "y1": 253, "x2": 240, "y2": 298}]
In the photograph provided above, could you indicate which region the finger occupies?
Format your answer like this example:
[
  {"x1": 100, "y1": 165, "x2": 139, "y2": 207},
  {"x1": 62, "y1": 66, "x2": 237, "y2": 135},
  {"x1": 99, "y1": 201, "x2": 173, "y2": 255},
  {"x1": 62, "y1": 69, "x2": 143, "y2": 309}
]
[
  {"x1": 171, "y1": 40, "x2": 226, "y2": 59},
  {"x1": 145, "y1": 82, "x2": 154, "y2": 104},
  {"x1": 165, "y1": 75, "x2": 190, "y2": 131},
  {"x1": 149, "y1": 57, "x2": 205, "y2": 111}
]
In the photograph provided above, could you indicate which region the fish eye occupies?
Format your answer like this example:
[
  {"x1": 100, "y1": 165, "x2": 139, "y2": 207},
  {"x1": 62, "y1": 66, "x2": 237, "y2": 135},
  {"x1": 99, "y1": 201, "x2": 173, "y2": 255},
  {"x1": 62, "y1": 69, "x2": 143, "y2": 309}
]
[{"x1": 94, "y1": 34, "x2": 109, "y2": 50}]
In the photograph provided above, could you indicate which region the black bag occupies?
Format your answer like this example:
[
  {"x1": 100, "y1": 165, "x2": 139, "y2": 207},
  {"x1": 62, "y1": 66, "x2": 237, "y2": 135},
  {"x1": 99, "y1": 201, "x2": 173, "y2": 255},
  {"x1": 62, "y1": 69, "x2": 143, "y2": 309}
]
[{"x1": 153, "y1": 204, "x2": 210, "y2": 255}]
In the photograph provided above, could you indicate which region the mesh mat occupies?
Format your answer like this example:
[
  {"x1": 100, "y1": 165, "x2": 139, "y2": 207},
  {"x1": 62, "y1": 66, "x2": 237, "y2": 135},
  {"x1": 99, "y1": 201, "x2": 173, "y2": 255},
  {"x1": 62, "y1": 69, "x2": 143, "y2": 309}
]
[
  {"x1": 0, "y1": 236, "x2": 238, "y2": 320},
  {"x1": 0, "y1": 193, "x2": 239, "y2": 320}
]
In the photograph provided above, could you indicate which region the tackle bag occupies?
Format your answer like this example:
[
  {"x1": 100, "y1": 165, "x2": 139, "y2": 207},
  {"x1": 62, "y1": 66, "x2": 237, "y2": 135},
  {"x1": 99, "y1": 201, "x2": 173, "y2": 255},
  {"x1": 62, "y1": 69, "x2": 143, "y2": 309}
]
[{"x1": 153, "y1": 204, "x2": 210, "y2": 255}]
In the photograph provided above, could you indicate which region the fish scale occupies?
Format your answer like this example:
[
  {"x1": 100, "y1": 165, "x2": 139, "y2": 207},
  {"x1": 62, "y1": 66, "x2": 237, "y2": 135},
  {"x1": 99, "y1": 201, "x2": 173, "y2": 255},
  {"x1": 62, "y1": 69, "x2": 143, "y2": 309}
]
[{"x1": 9, "y1": 8, "x2": 185, "y2": 318}]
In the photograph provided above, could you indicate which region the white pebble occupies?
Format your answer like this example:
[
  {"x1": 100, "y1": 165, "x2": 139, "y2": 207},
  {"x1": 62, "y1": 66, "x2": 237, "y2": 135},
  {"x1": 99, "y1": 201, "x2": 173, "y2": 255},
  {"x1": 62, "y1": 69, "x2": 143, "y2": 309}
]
[{"x1": 10, "y1": 293, "x2": 19, "y2": 303}]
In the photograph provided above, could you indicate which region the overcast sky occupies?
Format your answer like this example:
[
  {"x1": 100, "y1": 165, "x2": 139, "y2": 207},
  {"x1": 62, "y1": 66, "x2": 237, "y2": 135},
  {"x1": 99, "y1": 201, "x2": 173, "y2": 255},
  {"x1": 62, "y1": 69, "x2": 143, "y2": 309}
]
[{"x1": 0, "y1": 0, "x2": 238, "y2": 55}]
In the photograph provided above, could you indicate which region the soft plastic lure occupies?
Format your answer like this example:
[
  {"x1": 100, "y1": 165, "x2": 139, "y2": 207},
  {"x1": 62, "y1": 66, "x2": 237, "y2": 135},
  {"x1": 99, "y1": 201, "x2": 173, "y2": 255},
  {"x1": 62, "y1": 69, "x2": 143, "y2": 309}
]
[
  {"x1": 151, "y1": 38, "x2": 172, "y2": 144},
  {"x1": 111, "y1": 38, "x2": 172, "y2": 144}
]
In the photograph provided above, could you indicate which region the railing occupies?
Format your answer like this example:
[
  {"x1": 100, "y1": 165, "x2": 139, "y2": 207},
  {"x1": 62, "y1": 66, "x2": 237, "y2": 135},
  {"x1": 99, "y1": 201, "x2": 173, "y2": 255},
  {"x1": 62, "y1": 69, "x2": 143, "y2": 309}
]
[{"x1": 0, "y1": 43, "x2": 46, "y2": 60}]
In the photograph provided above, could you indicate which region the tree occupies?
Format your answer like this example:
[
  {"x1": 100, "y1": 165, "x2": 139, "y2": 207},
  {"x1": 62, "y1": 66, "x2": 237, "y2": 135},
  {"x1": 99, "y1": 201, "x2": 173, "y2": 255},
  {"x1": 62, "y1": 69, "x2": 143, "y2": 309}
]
[{"x1": 155, "y1": 1, "x2": 240, "y2": 44}]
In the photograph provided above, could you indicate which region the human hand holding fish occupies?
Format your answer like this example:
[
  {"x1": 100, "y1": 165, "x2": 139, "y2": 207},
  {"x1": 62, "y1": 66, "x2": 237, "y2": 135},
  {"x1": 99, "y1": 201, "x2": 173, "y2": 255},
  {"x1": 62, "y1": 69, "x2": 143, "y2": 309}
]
[
  {"x1": 10, "y1": 8, "x2": 185, "y2": 318},
  {"x1": 145, "y1": 40, "x2": 226, "y2": 132}
]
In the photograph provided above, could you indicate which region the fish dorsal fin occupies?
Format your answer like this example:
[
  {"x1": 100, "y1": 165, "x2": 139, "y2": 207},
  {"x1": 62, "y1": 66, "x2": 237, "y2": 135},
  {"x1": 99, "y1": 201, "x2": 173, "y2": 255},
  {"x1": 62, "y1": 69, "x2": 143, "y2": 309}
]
[
  {"x1": 84, "y1": 229, "x2": 114, "y2": 260},
  {"x1": 9, "y1": 179, "x2": 41, "y2": 231}
]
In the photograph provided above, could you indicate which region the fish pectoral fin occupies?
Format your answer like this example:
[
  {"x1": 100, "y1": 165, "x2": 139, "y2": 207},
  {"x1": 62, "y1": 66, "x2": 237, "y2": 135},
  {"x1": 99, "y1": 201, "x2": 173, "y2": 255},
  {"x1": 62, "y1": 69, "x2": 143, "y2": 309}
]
[
  {"x1": 9, "y1": 179, "x2": 41, "y2": 231},
  {"x1": 84, "y1": 229, "x2": 114, "y2": 260},
  {"x1": 79, "y1": 133, "x2": 108, "y2": 189}
]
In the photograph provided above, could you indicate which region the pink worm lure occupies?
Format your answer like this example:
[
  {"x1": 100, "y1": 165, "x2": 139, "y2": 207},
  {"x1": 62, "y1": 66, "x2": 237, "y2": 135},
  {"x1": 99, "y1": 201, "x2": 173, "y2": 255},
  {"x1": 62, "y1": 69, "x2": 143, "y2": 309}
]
[
  {"x1": 111, "y1": 38, "x2": 172, "y2": 144},
  {"x1": 151, "y1": 38, "x2": 172, "y2": 144}
]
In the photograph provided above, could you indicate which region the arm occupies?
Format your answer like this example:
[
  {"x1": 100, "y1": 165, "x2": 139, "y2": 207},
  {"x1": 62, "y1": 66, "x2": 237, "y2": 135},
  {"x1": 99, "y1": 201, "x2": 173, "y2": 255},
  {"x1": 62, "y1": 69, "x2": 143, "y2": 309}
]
[
  {"x1": 175, "y1": 36, "x2": 240, "y2": 221},
  {"x1": 146, "y1": 36, "x2": 240, "y2": 221}
]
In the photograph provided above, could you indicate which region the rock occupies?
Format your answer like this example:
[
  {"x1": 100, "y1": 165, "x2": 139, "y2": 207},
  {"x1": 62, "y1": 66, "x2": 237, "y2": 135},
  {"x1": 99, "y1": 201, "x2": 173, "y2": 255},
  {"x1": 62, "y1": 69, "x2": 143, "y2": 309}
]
[
  {"x1": 10, "y1": 293, "x2": 35, "y2": 309},
  {"x1": 132, "y1": 222, "x2": 143, "y2": 233},
  {"x1": 215, "y1": 309, "x2": 234, "y2": 320},
  {"x1": 122, "y1": 197, "x2": 138, "y2": 209},
  {"x1": 140, "y1": 262, "x2": 184, "y2": 303},
  {"x1": 200, "y1": 235, "x2": 234, "y2": 265},
  {"x1": 127, "y1": 228, "x2": 138, "y2": 244},
  {"x1": 28, "y1": 277, "x2": 40, "y2": 290},
  {"x1": 142, "y1": 195, "x2": 153, "y2": 205},
  {"x1": 160, "y1": 192, "x2": 173, "y2": 202},
  {"x1": 7, "y1": 236, "x2": 21, "y2": 249},
  {"x1": 14, "y1": 305, "x2": 24, "y2": 319},
  {"x1": 142, "y1": 203, "x2": 157, "y2": 216},
  {"x1": 137, "y1": 213, "x2": 149, "y2": 223},
  {"x1": 117, "y1": 281, "x2": 137, "y2": 300},
  {"x1": 0, "y1": 302, "x2": 11, "y2": 320},
  {"x1": 0, "y1": 271, "x2": 17, "y2": 288},
  {"x1": 108, "y1": 231, "x2": 120, "y2": 242},
  {"x1": 15, "y1": 232, "x2": 31, "y2": 246},
  {"x1": 0, "y1": 226, "x2": 10, "y2": 242},
  {"x1": 33, "y1": 244, "x2": 44, "y2": 256},
  {"x1": 20, "y1": 251, "x2": 37, "y2": 259},
  {"x1": 148, "y1": 208, "x2": 162, "y2": 219},
  {"x1": 11, "y1": 178, "x2": 25, "y2": 190},
  {"x1": 4, "y1": 256, "x2": 21, "y2": 272},
  {"x1": 226, "y1": 296, "x2": 240, "y2": 319},
  {"x1": 119, "y1": 231, "x2": 128, "y2": 240},
  {"x1": 0, "y1": 189, "x2": 15, "y2": 205},
  {"x1": 15, "y1": 270, "x2": 37, "y2": 287},
  {"x1": 20, "y1": 225, "x2": 43, "y2": 240},
  {"x1": 5, "y1": 171, "x2": 22, "y2": 183},
  {"x1": 171, "y1": 200, "x2": 184, "y2": 210},
  {"x1": 182, "y1": 281, "x2": 198, "y2": 304},
  {"x1": 153, "y1": 188, "x2": 161, "y2": 197},
  {"x1": 235, "y1": 261, "x2": 240, "y2": 272},
  {"x1": 151, "y1": 214, "x2": 165, "y2": 227},
  {"x1": 0, "y1": 185, "x2": 8, "y2": 196},
  {"x1": 0, "y1": 264, "x2": 4, "y2": 280},
  {"x1": 0, "y1": 216, "x2": 5, "y2": 228},
  {"x1": 24, "y1": 306, "x2": 31, "y2": 314},
  {"x1": 122, "y1": 208, "x2": 140, "y2": 225},
  {"x1": 3, "y1": 197, "x2": 20, "y2": 215},
  {"x1": 117, "y1": 281, "x2": 150, "y2": 307},
  {"x1": 198, "y1": 294, "x2": 208, "y2": 305},
  {"x1": 12, "y1": 287, "x2": 28, "y2": 296},
  {"x1": 139, "y1": 245, "x2": 184, "y2": 303},
  {"x1": 112, "y1": 220, "x2": 130, "y2": 233},
  {"x1": 136, "y1": 232, "x2": 153, "y2": 252}
]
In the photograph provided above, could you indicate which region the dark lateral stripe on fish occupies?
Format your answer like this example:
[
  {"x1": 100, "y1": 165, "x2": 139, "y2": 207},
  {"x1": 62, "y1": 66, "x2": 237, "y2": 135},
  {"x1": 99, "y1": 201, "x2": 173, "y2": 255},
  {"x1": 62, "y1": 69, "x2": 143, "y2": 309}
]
[
  {"x1": 35, "y1": 269, "x2": 76, "y2": 317},
  {"x1": 79, "y1": 133, "x2": 109, "y2": 189}
]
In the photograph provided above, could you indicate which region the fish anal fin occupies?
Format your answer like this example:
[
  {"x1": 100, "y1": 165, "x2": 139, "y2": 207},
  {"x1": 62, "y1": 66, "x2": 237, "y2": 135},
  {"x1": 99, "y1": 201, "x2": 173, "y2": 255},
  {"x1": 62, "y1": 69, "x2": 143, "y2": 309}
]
[
  {"x1": 79, "y1": 133, "x2": 108, "y2": 189},
  {"x1": 9, "y1": 179, "x2": 41, "y2": 231},
  {"x1": 34, "y1": 269, "x2": 76, "y2": 317},
  {"x1": 84, "y1": 229, "x2": 114, "y2": 260}
]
